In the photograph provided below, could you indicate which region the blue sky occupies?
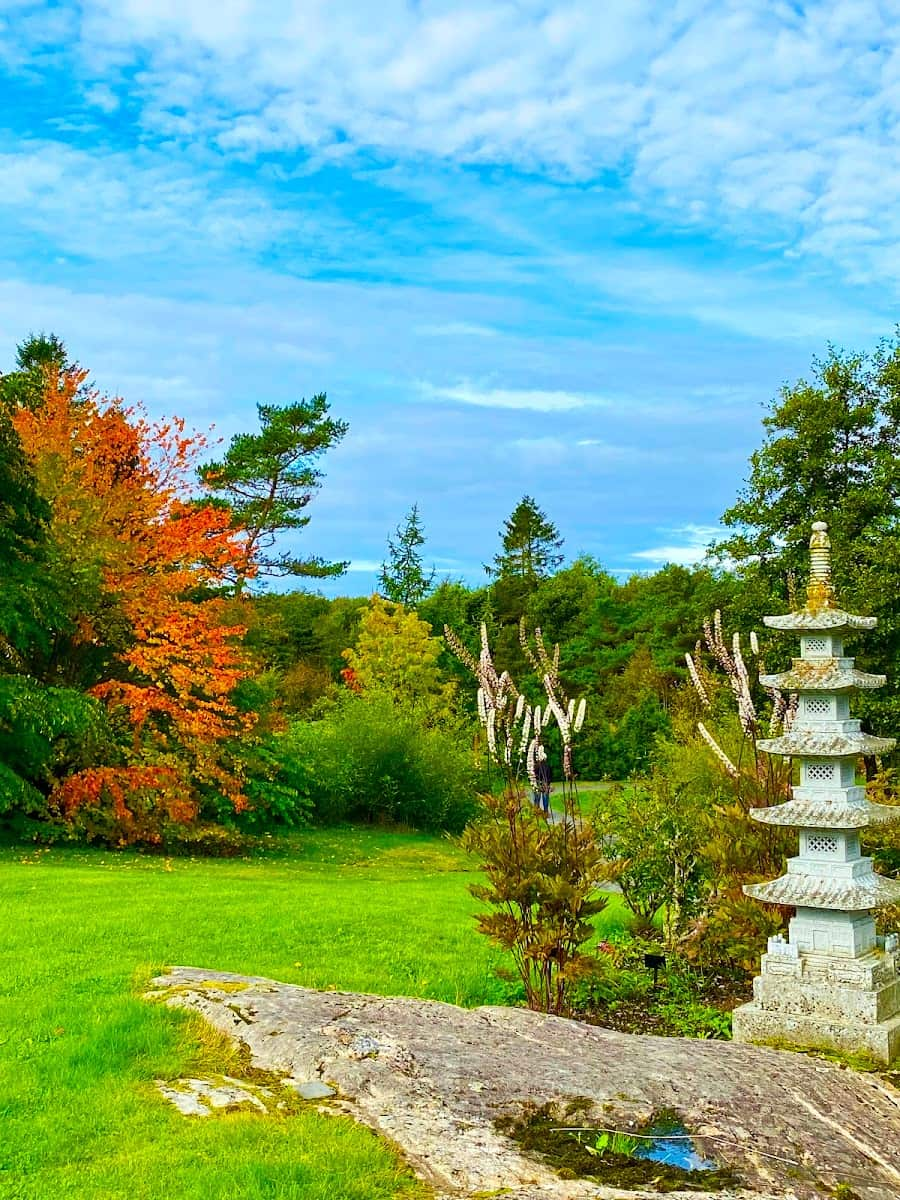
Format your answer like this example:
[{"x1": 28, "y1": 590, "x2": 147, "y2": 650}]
[{"x1": 1, "y1": 1, "x2": 897, "y2": 594}]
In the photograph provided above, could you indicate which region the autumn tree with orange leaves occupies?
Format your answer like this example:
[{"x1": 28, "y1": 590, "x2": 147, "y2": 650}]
[{"x1": 9, "y1": 366, "x2": 256, "y2": 840}]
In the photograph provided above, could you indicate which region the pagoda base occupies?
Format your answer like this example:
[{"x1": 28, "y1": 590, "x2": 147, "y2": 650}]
[
  {"x1": 732, "y1": 1002, "x2": 900, "y2": 1064},
  {"x1": 732, "y1": 944, "x2": 900, "y2": 1065}
]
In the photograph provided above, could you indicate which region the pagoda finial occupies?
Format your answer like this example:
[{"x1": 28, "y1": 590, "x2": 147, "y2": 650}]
[{"x1": 806, "y1": 520, "x2": 835, "y2": 612}]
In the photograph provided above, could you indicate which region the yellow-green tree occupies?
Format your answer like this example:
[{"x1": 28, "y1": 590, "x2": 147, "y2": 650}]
[{"x1": 342, "y1": 595, "x2": 456, "y2": 723}]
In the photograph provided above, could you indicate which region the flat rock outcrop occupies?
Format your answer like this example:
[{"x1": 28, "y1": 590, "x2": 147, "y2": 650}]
[{"x1": 149, "y1": 966, "x2": 900, "y2": 1200}]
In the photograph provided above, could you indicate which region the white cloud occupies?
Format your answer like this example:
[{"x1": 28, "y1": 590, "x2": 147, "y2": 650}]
[
  {"x1": 578, "y1": 255, "x2": 889, "y2": 344},
  {"x1": 632, "y1": 524, "x2": 722, "y2": 567},
  {"x1": 346, "y1": 560, "x2": 382, "y2": 573},
  {"x1": 83, "y1": 82, "x2": 119, "y2": 112},
  {"x1": 421, "y1": 381, "x2": 603, "y2": 412},
  {"x1": 0, "y1": 275, "x2": 764, "y2": 594},
  {"x1": 505, "y1": 436, "x2": 569, "y2": 466},
  {"x1": 574, "y1": 438, "x2": 654, "y2": 456},
  {"x1": 7, "y1": 5, "x2": 900, "y2": 594},
  {"x1": 416, "y1": 321, "x2": 498, "y2": 338},
  {"x1": 0, "y1": 140, "x2": 289, "y2": 260},
  {"x1": 3, "y1": 1, "x2": 889, "y2": 289},
  {"x1": 507, "y1": 434, "x2": 679, "y2": 471}
]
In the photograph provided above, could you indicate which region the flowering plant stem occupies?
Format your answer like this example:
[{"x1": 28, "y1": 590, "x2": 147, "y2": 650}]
[{"x1": 447, "y1": 620, "x2": 607, "y2": 1014}]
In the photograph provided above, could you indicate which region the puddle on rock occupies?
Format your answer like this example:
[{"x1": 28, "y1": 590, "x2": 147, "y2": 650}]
[
  {"x1": 629, "y1": 1113, "x2": 719, "y2": 1172},
  {"x1": 498, "y1": 1103, "x2": 739, "y2": 1194}
]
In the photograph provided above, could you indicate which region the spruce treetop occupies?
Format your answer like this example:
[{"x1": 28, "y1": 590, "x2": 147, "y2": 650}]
[
  {"x1": 0, "y1": 332, "x2": 71, "y2": 411},
  {"x1": 378, "y1": 503, "x2": 436, "y2": 608},
  {"x1": 489, "y1": 495, "x2": 564, "y2": 585}
]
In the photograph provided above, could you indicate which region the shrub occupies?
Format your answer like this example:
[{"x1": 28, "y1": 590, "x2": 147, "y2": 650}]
[
  {"x1": 217, "y1": 733, "x2": 317, "y2": 833},
  {"x1": 445, "y1": 620, "x2": 606, "y2": 1015},
  {"x1": 48, "y1": 765, "x2": 198, "y2": 847},
  {"x1": 611, "y1": 695, "x2": 672, "y2": 776},
  {"x1": 0, "y1": 676, "x2": 110, "y2": 827},
  {"x1": 569, "y1": 933, "x2": 735, "y2": 1039},
  {"x1": 0, "y1": 761, "x2": 45, "y2": 823},
  {"x1": 592, "y1": 773, "x2": 709, "y2": 940},
  {"x1": 154, "y1": 823, "x2": 265, "y2": 857},
  {"x1": 650, "y1": 612, "x2": 796, "y2": 978},
  {"x1": 462, "y1": 791, "x2": 609, "y2": 1014},
  {"x1": 564, "y1": 698, "x2": 670, "y2": 781},
  {"x1": 285, "y1": 694, "x2": 480, "y2": 833},
  {"x1": 278, "y1": 661, "x2": 336, "y2": 714}
]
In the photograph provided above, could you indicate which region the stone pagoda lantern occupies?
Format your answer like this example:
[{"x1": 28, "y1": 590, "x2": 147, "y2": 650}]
[{"x1": 732, "y1": 522, "x2": 900, "y2": 1064}]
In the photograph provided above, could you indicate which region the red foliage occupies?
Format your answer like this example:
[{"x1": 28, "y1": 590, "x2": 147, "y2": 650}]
[
  {"x1": 13, "y1": 368, "x2": 257, "y2": 822},
  {"x1": 339, "y1": 666, "x2": 363, "y2": 694},
  {"x1": 52, "y1": 765, "x2": 198, "y2": 845}
]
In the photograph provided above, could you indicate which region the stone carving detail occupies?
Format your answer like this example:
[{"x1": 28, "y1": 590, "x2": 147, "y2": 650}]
[
  {"x1": 766, "y1": 934, "x2": 798, "y2": 958},
  {"x1": 807, "y1": 834, "x2": 838, "y2": 854},
  {"x1": 763, "y1": 959, "x2": 800, "y2": 977},
  {"x1": 806, "y1": 761, "x2": 835, "y2": 782}
]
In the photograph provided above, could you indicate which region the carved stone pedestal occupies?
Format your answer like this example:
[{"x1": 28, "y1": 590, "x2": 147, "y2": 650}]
[{"x1": 732, "y1": 937, "x2": 900, "y2": 1063}]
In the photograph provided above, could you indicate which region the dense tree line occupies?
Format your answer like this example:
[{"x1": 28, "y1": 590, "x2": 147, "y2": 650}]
[
  {"x1": 242, "y1": 552, "x2": 736, "y2": 779},
  {"x1": 3, "y1": 330, "x2": 900, "y2": 849}
]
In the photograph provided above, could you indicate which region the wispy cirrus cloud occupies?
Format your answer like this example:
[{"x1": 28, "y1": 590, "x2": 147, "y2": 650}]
[
  {"x1": 507, "y1": 435, "x2": 666, "y2": 469},
  {"x1": 416, "y1": 321, "x2": 498, "y2": 339},
  {"x1": 420, "y1": 381, "x2": 605, "y2": 412},
  {"x1": 0, "y1": 139, "x2": 289, "y2": 260}
]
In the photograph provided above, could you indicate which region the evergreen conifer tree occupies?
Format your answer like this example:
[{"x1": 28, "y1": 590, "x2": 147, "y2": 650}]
[
  {"x1": 378, "y1": 503, "x2": 435, "y2": 607},
  {"x1": 489, "y1": 495, "x2": 564, "y2": 584},
  {"x1": 0, "y1": 333, "x2": 70, "y2": 410},
  {"x1": 199, "y1": 395, "x2": 348, "y2": 592}
]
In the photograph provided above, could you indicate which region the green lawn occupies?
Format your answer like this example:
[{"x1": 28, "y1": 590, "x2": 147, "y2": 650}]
[
  {"x1": 1, "y1": 827, "x2": 629, "y2": 1200},
  {"x1": 547, "y1": 779, "x2": 617, "y2": 815}
]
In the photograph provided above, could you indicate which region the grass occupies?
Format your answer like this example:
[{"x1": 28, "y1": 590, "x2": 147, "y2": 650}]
[
  {"x1": 1, "y1": 826, "x2": 630, "y2": 1200},
  {"x1": 547, "y1": 779, "x2": 618, "y2": 815},
  {"x1": 499, "y1": 778, "x2": 618, "y2": 817}
]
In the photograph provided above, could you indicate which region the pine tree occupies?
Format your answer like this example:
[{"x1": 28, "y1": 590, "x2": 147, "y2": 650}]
[
  {"x1": 489, "y1": 495, "x2": 564, "y2": 585},
  {"x1": 378, "y1": 503, "x2": 435, "y2": 608},
  {"x1": 199, "y1": 396, "x2": 349, "y2": 592}
]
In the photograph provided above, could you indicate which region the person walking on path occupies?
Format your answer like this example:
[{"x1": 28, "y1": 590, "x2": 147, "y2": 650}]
[{"x1": 533, "y1": 748, "x2": 552, "y2": 815}]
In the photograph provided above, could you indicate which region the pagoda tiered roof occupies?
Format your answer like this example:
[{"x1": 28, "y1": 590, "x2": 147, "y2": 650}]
[
  {"x1": 746, "y1": 872, "x2": 900, "y2": 912},
  {"x1": 763, "y1": 608, "x2": 876, "y2": 632},
  {"x1": 757, "y1": 730, "x2": 895, "y2": 757},
  {"x1": 759, "y1": 663, "x2": 885, "y2": 692},
  {"x1": 736, "y1": 524, "x2": 900, "y2": 1064},
  {"x1": 750, "y1": 799, "x2": 900, "y2": 829}
]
